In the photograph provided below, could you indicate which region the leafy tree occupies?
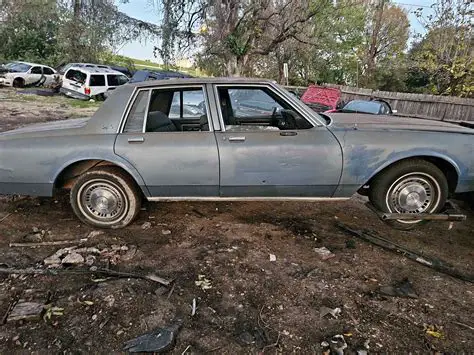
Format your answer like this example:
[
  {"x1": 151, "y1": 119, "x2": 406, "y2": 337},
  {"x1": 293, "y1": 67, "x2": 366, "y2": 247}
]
[
  {"x1": 362, "y1": 1, "x2": 410, "y2": 88},
  {"x1": 410, "y1": 0, "x2": 472, "y2": 97}
]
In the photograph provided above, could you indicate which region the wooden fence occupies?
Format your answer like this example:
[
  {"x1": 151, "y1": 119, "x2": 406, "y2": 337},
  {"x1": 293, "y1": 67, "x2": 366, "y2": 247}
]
[{"x1": 286, "y1": 85, "x2": 474, "y2": 122}]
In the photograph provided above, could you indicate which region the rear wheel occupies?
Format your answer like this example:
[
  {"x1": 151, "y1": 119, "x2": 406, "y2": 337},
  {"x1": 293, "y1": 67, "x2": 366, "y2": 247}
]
[
  {"x1": 368, "y1": 159, "x2": 448, "y2": 230},
  {"x1": 13, "y1": 78, "x2": 25, "y2": 88},
  {"x1": 70, "y1": 166, "x2": 142, "y2": 228}
]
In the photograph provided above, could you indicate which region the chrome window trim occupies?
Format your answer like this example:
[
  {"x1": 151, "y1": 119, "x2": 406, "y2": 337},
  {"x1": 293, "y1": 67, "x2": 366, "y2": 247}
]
[
  {"x1": 212, "y1": 83, "x2": 322, "y2": 133},
  {"x1": 141, "y1": 89, "x2": 152, "y2": 133},
  {"x1": 117, "y1": 87, "x2": 139, "y2": 133},
  {"x1": 119, "y1": 85, "x2": 213, "y2": 134}
]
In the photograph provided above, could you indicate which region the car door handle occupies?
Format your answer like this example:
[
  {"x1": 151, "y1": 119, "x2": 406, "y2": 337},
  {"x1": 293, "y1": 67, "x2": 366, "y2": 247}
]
[
  {"x1": 280, "y1": 131, "x2": 297, "y2": 136},
  {"x1": 127, "y1": 137, "x2": 144, "y2": 143},
  {"x1": 228, "y1": 136, "x2": 246, "y2": 142}
]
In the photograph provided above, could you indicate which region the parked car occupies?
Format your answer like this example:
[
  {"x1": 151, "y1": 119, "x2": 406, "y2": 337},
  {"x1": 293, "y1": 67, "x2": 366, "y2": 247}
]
[
  {"x1": 300, "y1": 85, "x2": 343, "y2": 112},
  {"x1": 60, "y1": 66, "x2": 129, "y2": 100},
  {"x1": 57, "y1": 63, "x2": 133, "y2": 77},
  {"x1": 0, "y1": 78, "x2": 473, "y2": 230},
  {"x1": 330, "y1": 99, "x2": 394, "y2": 115},
  {"x1": 129, "y1": 69, "x2": 192, "y2": 83},
  {"x1": 0, "y1": 61, "x2": 59, "y2": 88}
]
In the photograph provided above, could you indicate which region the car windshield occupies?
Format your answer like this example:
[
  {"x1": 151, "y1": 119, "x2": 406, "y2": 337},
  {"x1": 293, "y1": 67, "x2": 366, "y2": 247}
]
[
  {"x1": 7, "y1": 63, "x2": 32, "y2": 73},
  {"x1": 342, "y1": 100, "x2": 381, "y2": 114}
]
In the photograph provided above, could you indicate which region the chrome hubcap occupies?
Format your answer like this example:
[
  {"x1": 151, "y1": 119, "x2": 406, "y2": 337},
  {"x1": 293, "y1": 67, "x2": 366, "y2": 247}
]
[
  {"x1": 78, "y1": 179, "x2": 127, "y2": 224},
  {"x1": 386, "y1": 172, "x2": 441, "y2": 224}
]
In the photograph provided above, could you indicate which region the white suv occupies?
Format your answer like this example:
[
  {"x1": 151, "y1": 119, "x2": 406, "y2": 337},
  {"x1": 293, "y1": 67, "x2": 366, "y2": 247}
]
[
  {"x1": 0, "y1": 61, "x2": 58, "y2": 87},
  {"x1": 60, "y1": 66, "x2": 129, "y2": 100}
]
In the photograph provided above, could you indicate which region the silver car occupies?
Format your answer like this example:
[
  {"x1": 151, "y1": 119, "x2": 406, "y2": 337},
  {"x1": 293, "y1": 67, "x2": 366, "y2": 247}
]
[{"x1": 1, "y1": 78, "x2": 473, "y2": 229}]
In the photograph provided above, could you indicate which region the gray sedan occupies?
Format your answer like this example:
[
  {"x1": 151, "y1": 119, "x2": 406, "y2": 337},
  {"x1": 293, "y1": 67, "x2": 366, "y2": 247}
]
[{"x1": 1, "y1": 78, "x2": 473, "y2": 229}]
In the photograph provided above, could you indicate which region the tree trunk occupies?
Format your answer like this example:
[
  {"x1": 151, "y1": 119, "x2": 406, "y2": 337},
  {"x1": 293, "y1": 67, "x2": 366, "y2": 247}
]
[{"x1": 365, "y1": 0, "x2": 385, "y2": 86}]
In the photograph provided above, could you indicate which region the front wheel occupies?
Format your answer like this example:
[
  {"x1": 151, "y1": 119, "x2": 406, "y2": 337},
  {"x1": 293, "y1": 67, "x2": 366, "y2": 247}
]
[
  {"x1": 368, "y1": 160, "x2": 449, "y2": 230},
  {"x1": 70, "y1": 166, "x2": 142, "y2": 228}
]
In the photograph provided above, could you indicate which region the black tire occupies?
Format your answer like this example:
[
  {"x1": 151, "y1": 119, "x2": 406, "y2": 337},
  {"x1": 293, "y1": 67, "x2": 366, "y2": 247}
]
[
  {"x1": 368, "y1": 159, "x2": 448, "y2": 230},
  {"x1": 13, "y1": 78, "x2": 25, "y2": 88},
  {"x1": 70, "y1": 166, "x2": 142, "y2": 229}
]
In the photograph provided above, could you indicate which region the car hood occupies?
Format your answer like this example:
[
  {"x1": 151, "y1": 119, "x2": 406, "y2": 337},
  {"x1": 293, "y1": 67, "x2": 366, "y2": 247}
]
[
  {"x1": 327, "y1": 113, "x2": 474, "y2": 134},
  {"x1": 301, "y1": 86, "x2": 341, "y2": 109},
  {"x1": 0, "y1": 118, "x2": 90, "y2": 138}
]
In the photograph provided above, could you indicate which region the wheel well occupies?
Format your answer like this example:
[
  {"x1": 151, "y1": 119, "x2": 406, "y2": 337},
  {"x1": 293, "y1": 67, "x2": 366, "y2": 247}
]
[
  {"x1": 54, "y1": 160, "x2": 138, "y2": 191},
  {"x1": 360, "y1": 156, "x2": 459, "y2": 194}
]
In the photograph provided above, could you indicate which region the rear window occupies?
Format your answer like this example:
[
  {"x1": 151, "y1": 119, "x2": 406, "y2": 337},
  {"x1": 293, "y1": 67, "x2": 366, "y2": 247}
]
[
  {"x1": 107, "y1": 74, "x2": 128, "y2": 86},
  {"x1": 89, "y1": 75, "x2": 106, "y2": 87},
  {"x1": 65, "y1": 69, "x2": 86, "y2": 84}
]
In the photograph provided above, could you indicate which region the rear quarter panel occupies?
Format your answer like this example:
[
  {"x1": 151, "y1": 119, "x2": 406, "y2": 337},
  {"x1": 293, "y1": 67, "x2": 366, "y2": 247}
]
[
  {"x1": 0, "y1": 133, "x2": 147, "y2": 197},
  {"x1": 331, "y1": 128, "x2": 474, "y2": 196}
]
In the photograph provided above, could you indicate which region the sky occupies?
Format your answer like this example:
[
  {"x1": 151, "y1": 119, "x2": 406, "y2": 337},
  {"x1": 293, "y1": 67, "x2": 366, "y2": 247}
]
[{"x1": 115, "y1": 0, "x2": 435, "y2": 62}]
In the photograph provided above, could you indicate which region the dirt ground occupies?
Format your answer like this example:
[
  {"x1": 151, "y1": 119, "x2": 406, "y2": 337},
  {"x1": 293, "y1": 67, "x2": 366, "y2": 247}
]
[{"x1": 0, "y1": 88, "x2": 473, "y2": 353}]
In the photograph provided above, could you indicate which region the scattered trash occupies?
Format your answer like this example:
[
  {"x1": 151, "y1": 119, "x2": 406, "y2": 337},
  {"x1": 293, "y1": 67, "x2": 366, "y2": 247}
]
[
  {"x1": 378, "y1": 278, "x2": 418, "y2": 298},
  {"x1": 191, "y1": 298, "x2": 197, "y2": 316},
  {"x1": 337, "y1": 221, "x2": 474, "y2": 283},
  {"x1": 123, "y1": 319, "x2": 183, "y2": 353},
  {"x1": 195, "y1": 275, "x2": 212, "y2": 290},
  {"x1": 61, "y1": 252, "x2": 84, "y2": 265},
  {"x1": 269, "y1": 254, "x2": 276, "y2": 262},
  {"x1": 320, "y1": 306, "x2": 342, "y2": 319},
  {"x1": 162, "y1": 229, "x2": 172, "y2": 235},
  {"x1": 424, "y1": 323, "x2": 444, "y2": 338},
  {"x1": 0, "y1": 266, "x2": 173, "y2": 286},
  {"x1": 141, "y1": 222, "x2": 152, "y2": 230},
  {"x1": 23, "y1": 228, "x2": 45, "y2": 243},
  {"x1": 321, "y1": 334, "x2": 347, "y2": 355},
  {"x1": 314, "y1": 247, "x2": 335, "y2": 260},
  {"x1": 7, "y1": 301, "x2": 44, "y2": 322},
  {"x1": 10, "y1": 230, "x2": 103, "y2": 248},
  {"x1": 121, "y1": 245, "x2": 137, "y2": 261},
  {"x1": 43, "y1": 306, "x2": 64, "y2": 321}
]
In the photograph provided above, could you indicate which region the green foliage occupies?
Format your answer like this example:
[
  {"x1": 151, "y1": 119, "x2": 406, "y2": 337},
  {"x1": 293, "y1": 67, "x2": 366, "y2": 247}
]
[
  {"x1": 0, "y1": 0, "x2": 60, "y2": 65},
  {"x1": 410, "y1": 0, "x2": 472, "y2": 97}
]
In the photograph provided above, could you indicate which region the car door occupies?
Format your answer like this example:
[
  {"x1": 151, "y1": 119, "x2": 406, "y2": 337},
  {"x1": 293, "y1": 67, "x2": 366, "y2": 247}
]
[
  {"x1": 212, "y1": 84, "x2": 343, "y2": 197},
  {"x1": 88, "y1": 74, "x2": 106, "y2": 96},
  {"x1": 26, "y1": 66, "x2": 42, "y2": 85},
  {"x1": 42, "y1": 66, "x2": 56, "y2": 85},
  {"x1": 114, "y1": 85, "x2": 219, "y2": 197}
]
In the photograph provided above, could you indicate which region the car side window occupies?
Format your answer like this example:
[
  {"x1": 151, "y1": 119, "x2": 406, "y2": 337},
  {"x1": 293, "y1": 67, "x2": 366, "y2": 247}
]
[
  {"x1": 89, "y1": 75, "x2": 106, "y2": 87},
  {"x1": 30, "y1": 66, "x2": 42, "y2": 74},
  {"x1": 123, "y1": 90, "x2": 149, "y2": 133},
  {"x1": 145, "y1": 87, "x2": 209, "y2": 132},
  {"x1": 217, "y1": 87, "x2": 312, "y2": 132},
  {"x1": 43, "y1": 67, "x2": 54, "y2": 75},
  {"x1": 107, "y1": 74, "x2": 128, "y2": 86}
]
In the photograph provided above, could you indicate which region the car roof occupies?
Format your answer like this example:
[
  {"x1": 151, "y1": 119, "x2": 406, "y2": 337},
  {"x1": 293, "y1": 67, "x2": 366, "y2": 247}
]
[
  {"x1": 66, "y1": 66, "x2": 126, "y2": 75},
  {"x1": 129, "y1": 77, "x2": 276, "y2": 88},
  {"x1": 15, "y1": 61, "x2": 51, "y2": 67}
]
